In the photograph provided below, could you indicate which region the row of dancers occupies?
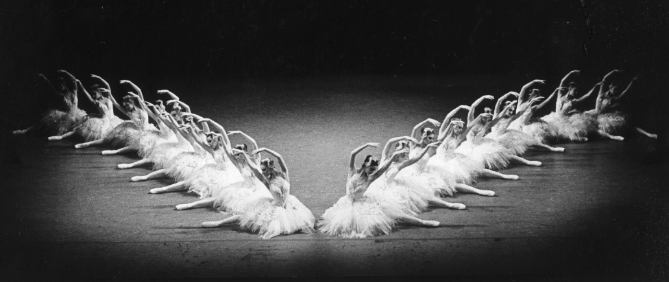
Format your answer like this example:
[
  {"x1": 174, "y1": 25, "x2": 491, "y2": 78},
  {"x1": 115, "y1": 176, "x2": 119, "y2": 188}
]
[{"x1": 12, "y1": 69, "x2": 656, "y2": 239}]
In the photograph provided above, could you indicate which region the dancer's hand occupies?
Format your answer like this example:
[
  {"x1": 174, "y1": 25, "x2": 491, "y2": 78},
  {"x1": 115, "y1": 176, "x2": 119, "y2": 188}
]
[
  {"x1": 482, "y1": 95, "x2": 494, "y2": 100},
  {"x1": 365, "y1": 142, "x2": 380, "y2": 149}
]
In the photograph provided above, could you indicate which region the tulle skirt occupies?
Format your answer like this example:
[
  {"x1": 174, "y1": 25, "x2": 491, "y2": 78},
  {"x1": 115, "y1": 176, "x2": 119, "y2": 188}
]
[
  {"x1": 214, "y1": 175, "x2": 273, "y2": 214},
  {"x1": 318, "y1": 192, "x2": 415, "y2": 238},
  {"x1": 365, "y1": 172, "x2": 428, "y2": 214},
  {"x1": 237, "y1": 195, "x2": 315, "y2": 239},
  {"x1": 164, "y1": 152, "x2": 213, "y2": 182},
  {"x1": 454, "y1": 137, "x2": 512, "y2": 170},
  {"x1": 427, "y1": 150, "x2": 483, "y2": 185},
  {"x1": 541, "y1": 112, "x2": 592, "y2": 142},
  {"x1": 486, "y1": 129, "x2": 539, "y2": 155},
  {"x1": 103, "y1": 121, "x2": 141, "y2": 148},
  {"x1": 36, "y1": 108, "x2": 87, "y2": 135},
  {"x1": 509, "y1": 118, "x2": 560, "y2": 144},
  {"x1": 133, "y1": 129, "x2": 167, "y2": 158},
  {"x1": 597, "y1": 111, "x2": 630, "y2": 135},
  {"x1": 74, "y1": 115, "x2": 123, "y2": 142},
  {"x1": 185, "y1": 163, "x2": 245, "y2": 198},
  {"x1": 147, "y1": 142, "x2": 191, "y2": 170}
]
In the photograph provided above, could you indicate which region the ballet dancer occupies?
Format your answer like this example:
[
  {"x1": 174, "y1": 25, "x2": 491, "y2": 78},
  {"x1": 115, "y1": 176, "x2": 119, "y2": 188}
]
[
  {"x1": 318, "y1": 143, "x2": 440, "y2": 238},
  {"x1": 202, "y1": 148, "x2": 315, "y2": 240}
]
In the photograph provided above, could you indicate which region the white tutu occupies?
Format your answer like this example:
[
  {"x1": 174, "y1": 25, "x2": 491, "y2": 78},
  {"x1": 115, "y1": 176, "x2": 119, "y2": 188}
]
[
  {"x1": 428, "y1": 146, "x2": 483, "y2": 185},
  {"x1": 185, "y1": 160, "x2": 244, "y2": 198},
  {"x1": 486, "y1": 129, "x2": 538, "y2": 155},
  {"x1": 164, "y1": 151, "x2": 214, "y2": 182},
  {"x1": 541, "y1": 112, "x2": 590, "y2": 142},
  {"x1": 597, "y1": 111, "x2": 630, "y2": 135},
  {"x1": 237, "y1": 193, "x2": 315, "y2": 239},
  {"x1": 36, "y1": 108, "x2": 87, "y2": 135},
  {"x1": 147, "y1": 141, "x2": 192, "y2": 170},
  {"x1": 213, "y1": 167, "x2": 274, "y2": 214},
  {"x1": 454, "y1": 137, "x2": 511, "y2": 170}
]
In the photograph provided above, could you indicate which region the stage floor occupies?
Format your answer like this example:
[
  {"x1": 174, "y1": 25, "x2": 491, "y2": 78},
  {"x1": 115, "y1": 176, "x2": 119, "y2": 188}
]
[{"x1": 2, "y1": 75, "x2": 668, "y2": 281}]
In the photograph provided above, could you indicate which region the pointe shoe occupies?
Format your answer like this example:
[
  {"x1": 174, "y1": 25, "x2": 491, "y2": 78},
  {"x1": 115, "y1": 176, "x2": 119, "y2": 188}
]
[
  {"x1": 648, "y1": 134, "x2": 658, "y2": 139},
  {"x1": 450, "y1": 203, "x2": 466, "y2": 210},
  {"x1": 48, "y1": 136, "x2": 61, "y2": 141},
  {"x1": 130, "y1": 176, "x2": 144, "y2": 182},
  {"x1": 422, "y1": 220, "x2": 440, "y2": 227},
  {"x1": 528, "y1": 161, "x2": 542, "y2": 166},
  {"x1": 74, "y1": 144, "x2": 86, "y2": 149},
  {"x1": 555, "y1": 147, "x2": 565, "y2": 152},
  {"x1": 202, "y1": 221, "x2": 221, "y2": 228},
  {"x1": 118, "y1": 164, "x2": 131, "y2": 169},
  {"x1": 505, "y1": 174, "x2": 520, "y2": 180},
  {"x1": 611, "y1": 136, "x2": 624, "y2": 141},
  {"x1": 101, "y1": 150, "x2": 114, "y2": 155},
  {"x1": 148, "y1": 188, "x2": 160, "y2": 194},
  {"x1": 481, "y1": 190, "x2": 496, "y2": 197},
  {"x1": 175, "y1": 204, "x2": 190, "y2": 210}
]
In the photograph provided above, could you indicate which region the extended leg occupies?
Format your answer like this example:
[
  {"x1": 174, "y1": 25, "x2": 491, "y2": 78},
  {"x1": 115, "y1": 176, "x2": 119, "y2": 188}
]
[
  {"x1": 118, "y1": 159, "x2": 151, "y2": 169},
  {"x1": 532, "y1": 143, "x2": 565, "y2": 152},
  {"x1": 176, "y1": 198, "x2": 215, "y2": 210},
  {"x1": 48, "y1": 131, "x2": 74, "y2": 141},
  {"x1": 13, "y1": 125, "x2": 34, "y2": 135},
  {"x1": 455, "y1": 183, "x2": 495, "y2": 197},
  {"x1": 148, "y1": 181, "x2": 186, "y2": 194},
  {"x1": 509, "y1": 155, "x2": 541, "y2": 166},
  {"x1": 397, "y1": 214, "x2": 440, "y2": 227},
  {"x1": 481, "y1": 169, "x2": 519, "y2": 180},
  {"x1": 131, "y1": 169, "x2": 168, "y2": 182},
  {"x1": 202, "y1": 215, "x2": 241, "y2": 228},
  {"x1": 635, "y1": 127, "x2": 657, "y2": 139},
  {"x1": 428, "y1": 198, "x2": 466, "y2": 210},
  {"x1": 102, "y1": 146, "x2": 136, "y2": 155},
  {"x1": 598, "y1": 130, "x2": 624, "y2": 141},
  {"x1": 75, "y1": 139, "x2": 105, "y2": 149}
]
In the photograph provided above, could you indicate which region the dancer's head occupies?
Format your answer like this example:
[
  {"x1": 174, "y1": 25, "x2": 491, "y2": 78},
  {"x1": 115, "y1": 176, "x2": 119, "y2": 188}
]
[
  {"x1": 233, "y1": 144, "x2": 248, "y2": 162},
  {"x1": 420, "y1": 128, "x2": 435, "y2": 145},
  {"x1": 206, "y1": 132, "x2": 223, "y2": 150},
  {"x1": 361, "y1": 155, "x2": 380, "y2": 175},
  {"x1": 393, "y1": 141, "x2": 410, "y2": 162},
  {"x1": 447, "y1": 118, "x2": 465, "y2": 137},
  {"x1": 504, "y1": 101, "x2": 516, "y2": 117},
  {"x1": 528, "y1": 88, "x2": 541, "y2": 99},
  {"x1": 260, "y1": 158, "x2": 276, "y2": 178},
  {"x1": 480, "y1": 107, "x2": 493, "y2": 123},
  {"x1": 122, "y1": 95, "x2": 136, "y2": 111}
]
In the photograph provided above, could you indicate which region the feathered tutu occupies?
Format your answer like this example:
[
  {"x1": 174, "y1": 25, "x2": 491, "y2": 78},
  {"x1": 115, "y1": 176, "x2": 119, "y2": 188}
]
[
  {"x1": 319, "y1": 191, "x2": 415, "y2": 238},
  {"x1": 185, "y1": 161, "x2": 244, "y2": 198},
  {"x1": 454, "y1": 137, "x2": 511, "y2": 170},
  {"x1": 147, "y1": 142, "x2": 192, "y2": 170},
  {"x1": 597, "y1": 111, "x2": 630, "y2": 135},
  {"x1": 427, "y1": 148, "x2": 483, "y2": 185},
  {"x1": 541, "y1": 112, "x2": 591, "y2": 142},
  {"x1": 237, "y1": 194, "x2": 315, "y2": 239},
  {"x1": 103, "y1": 121, "x2": 142, "y2": 148},
  {"x1": 164, "y1": 151, "x2": 213, "y2": 182},
  {"x1": 509, "y1": 118, "x2": 560, "y2": 144},
  {"x1": 36, "y1": 108, "x2": 87, "y2": 135},
  {"x1": 74, "y1": 115, "x2": 123, "y2": 142},
  {"x1": 214, "y1": 168, "x2": 274, "y2": 214},
  {"x1": 486, "y1": 129, "x2": 538, "y2": 155}
]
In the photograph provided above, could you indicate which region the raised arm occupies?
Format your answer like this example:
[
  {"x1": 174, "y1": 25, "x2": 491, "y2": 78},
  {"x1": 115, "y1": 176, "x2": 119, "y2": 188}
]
[
  {"x1": 481, "y1": 101, "x2": 518, "y2": 134},
  {"x1": 200, "y1": 118, "x2": 232, "y2": 150},
  {"x1": 572, "y1": 82, "x2": 602, "y2": 104},
  {"x1": 56, "y1": 70, "x2": 78, "y2": 94},
  {"x1": 397, "y1": 142, "x2": 440, "y2": 171},
  {"x1": 120, "y1": 80, "x2": 144, "y2": 101},
  {"x1": 236, "y1": 150, "x2": 270, "y2": 188},
  {"x1": 254, "y1": 148, "x2": 290, "y2": 182},
  {"x1": 438, "y1": 105, "x2": 470, "y2": 138},
  {"x1": 349, "y1": 143, "x2": 379, "y2": 173},
  {"x1": 75, "y1": 79, "x2": 97, "y2": 105},
  {"x1": 533, "y1": 88, "x2": 559, "y2": 112},
  {"x1": 381, "y1": 136, "x2": 417, "y2": 161},
  {"x1": 519, "y1": 79, "x2": 545, "y2": 104},
  {"x1": 411, "y1": 118, "x2": 441, "y2": 141},
  {"x1": 468, "y1": 95, "x2": 494, "y2": 123},
  {"x1": 456, "y1": 116, "x2": 482, "y2": 145},
  {"x1": 494, "y1": 92, "x2": 519, "y2": 118},
  {"x1": 615, "y1": 75, "x2": 638, "y2": 101},
  {"x1": 157, "y1": 90, "x2": 179, "y2": 101}
]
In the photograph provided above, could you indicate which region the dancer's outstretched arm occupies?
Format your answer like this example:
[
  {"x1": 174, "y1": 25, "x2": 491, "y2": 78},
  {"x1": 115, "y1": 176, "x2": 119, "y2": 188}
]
[
  {"x1": 157, "y1": 90, "x2": 179, "y2": 102},
  {"x1": 236, "y1": 150, "x2": 271, "y2": 188},
  {"x1": 494, "y1": 92, "x2": 519, "y2": 118},
  {"x1": 199, "y1": 118, "x2": 231, "y2": 150},
  {"x1": 56, "y1": 70, "x2": 78, "y2": 95},
  {"x1": 519, "y1": 79, "x2": 545, "y2": 107},
  {"x1": 411, "y1": 119, "x2": 441, "y2": 141},
  {"x1": 75, "y1": 79, "x2": 98, "y2": 105},
  {"x1": 381, "y1": 136, "x2": 417, "y2": 162},
  {"x1": 90, "y1": 74, "x2": 111, "y2": 90},
  {"x1": 615, "y1": 75, "x2": 638, "y2": 102},
  {"x1": 533, "y1": 88, "x2": 558, "y2": 112},
  {"x1": 438, "y1": 105, "x2": 470, "y2": 138},
  {"x1": 254, "y1": 148, "x2": 289, "y2": 182},
  {"x1": 456, "y1": 116, "x2": 482, "y2": 145},
  {"x1": 180, "y1": 113, "x2": 209, "y2": 133},
  {"x1": 120, "y1": 80, "x2": 144, "y2": 101},
  {"x1": 397, "y1": 142, "x2": 440, "y2": 171},
  {"x1": 558, "y1": 70, "x2": 580, "y2": 109},
  {"x1": 573, "y1": 82, "x2": 602, "y2": 105},
  {"x1": 349, "y1": 143, "x2": 379, "y2": 173},
  {"x1": 468, "y1": 95, "x2": 494, "y2": 123}
]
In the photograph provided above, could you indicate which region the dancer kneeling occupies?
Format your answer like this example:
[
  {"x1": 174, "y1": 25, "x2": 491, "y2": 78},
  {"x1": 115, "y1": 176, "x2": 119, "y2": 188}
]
[
  {"x1": 318, "y1": 143, "x2": 440, "y2": 238},
  {"x1": 202, "y1": 148, "x2": 315, "y2": 240}
]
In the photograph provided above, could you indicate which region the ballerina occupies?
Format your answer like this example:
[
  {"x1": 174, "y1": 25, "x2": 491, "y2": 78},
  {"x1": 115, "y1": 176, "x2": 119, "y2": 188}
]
[
  {"x1": 74, "y1": 79, "x2": 157, "y2": 149},
  {"x1": 318, "y1": 143, "x2": 440, "y2": 238},
  {"x1": 508, "y1": 80, "x2": 563, "y2": 144},
  {"x1": 175, "y1": 130, "x2": 272, "y2": 211},
  {"x1": 455, "y1": 95, "x2": 542, "y2": 169},
  {"x1": 13, "y1": 70, "x2": 87, "y2": 136},
  {"x1": 47, "y1": 76, "x2": 123, "y2": 142},
  {"x1": 202, "y1": 148, "x2": 315, "y2": 240},
  {"x1": 587, "y1": 70, "x2": 657, "y2": 140},
  {"x1": 147, "y1": 117, "x2": 244, "y2": 198},
  {"x1": 366, "y1": 136, "x2": 467, "y2": 212},
  {"x1": 540, "y1": 70, "x2": 610, "y2": 142},
  {"x1": 487, "y1": 92, "x2": 565, "y2": 153}
]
